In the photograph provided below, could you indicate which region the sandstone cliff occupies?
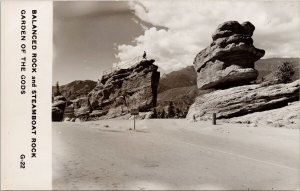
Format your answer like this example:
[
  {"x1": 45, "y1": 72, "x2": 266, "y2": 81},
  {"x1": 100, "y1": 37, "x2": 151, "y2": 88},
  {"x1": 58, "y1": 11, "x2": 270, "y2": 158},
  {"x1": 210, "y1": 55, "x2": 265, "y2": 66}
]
[
  {"x1": 73, "y1": 59, "x2": 160, "y2": 120},
  {"x1": 194, "y1": 21, "x2": 265, "y2": 90}
]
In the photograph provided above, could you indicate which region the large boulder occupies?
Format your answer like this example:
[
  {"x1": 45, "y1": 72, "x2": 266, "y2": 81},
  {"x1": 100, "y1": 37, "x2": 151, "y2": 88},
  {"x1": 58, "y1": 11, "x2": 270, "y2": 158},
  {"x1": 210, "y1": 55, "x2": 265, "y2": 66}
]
[
  {"x1": 194, "y1": 21, "x2": 265, "y2": 90},
  {"x1": 187, "y1": 79, "x2": 300, "y2": 120}
]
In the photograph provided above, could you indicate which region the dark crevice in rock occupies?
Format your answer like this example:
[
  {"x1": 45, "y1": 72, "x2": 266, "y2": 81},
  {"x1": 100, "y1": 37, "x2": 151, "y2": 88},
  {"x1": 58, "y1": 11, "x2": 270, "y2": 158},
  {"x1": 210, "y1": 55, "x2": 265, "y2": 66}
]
[{"x1": 218, "y1": 95, "x2": 299, "y2": 119}]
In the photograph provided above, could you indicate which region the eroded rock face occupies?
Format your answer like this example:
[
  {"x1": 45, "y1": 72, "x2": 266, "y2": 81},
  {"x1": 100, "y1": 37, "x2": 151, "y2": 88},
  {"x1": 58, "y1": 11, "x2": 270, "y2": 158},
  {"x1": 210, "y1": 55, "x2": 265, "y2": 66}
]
[
  {"x1": 194, "y1": 21, "x2": 265, "y2": 89},
  {"x1": 73, "y1": 97, "x2": 91, "y2": 119},
  {"x1": 52, "y1": 95, "x2": 67, "y2": 122},
  {"x1": 74, "y1": 59, "x2": 160, "y2": 119},
  {"x1": 187, "y1": 80, "x2": 300, "y2": 120}
]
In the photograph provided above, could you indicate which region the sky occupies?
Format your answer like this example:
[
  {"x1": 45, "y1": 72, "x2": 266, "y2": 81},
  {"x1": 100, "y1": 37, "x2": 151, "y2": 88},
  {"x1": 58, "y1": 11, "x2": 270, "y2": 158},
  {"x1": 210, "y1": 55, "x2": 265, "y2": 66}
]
[{"x1": 53, "y1": 0, "x2": 300, "y2": 85}]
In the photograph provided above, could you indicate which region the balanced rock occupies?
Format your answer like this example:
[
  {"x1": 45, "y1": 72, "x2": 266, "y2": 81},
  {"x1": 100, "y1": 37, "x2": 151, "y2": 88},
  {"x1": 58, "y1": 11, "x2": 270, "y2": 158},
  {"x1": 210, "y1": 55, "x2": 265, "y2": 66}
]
[
  {"x1": 194, "y1": 21, "x2": 265, "y2": 89},
  {"x1": 187, "y1": 79, "x2": 300, "y2": 120}
]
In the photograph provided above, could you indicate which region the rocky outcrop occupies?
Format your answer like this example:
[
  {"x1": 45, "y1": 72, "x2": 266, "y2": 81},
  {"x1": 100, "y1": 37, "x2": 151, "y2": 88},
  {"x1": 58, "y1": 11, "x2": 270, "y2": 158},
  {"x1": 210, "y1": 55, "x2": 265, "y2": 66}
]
[
  {"x1": 74, "y1": 59, "x2": 160, "y2": 119},
  {"x1": 187, "y1": 80, "x2": 300, "y2": 120},
  {"x1": 52, "y1": 95, "x2": 67, "y2": 121},
  {"x1": 73, "y1": 97, "x2": 91, "y2": 119},
  {"x1": 223, "y1": 101, "x2": 300, "y2": 128},
  {"x1": 194, "y1": 21, "x2": 265, "y2": 90}
]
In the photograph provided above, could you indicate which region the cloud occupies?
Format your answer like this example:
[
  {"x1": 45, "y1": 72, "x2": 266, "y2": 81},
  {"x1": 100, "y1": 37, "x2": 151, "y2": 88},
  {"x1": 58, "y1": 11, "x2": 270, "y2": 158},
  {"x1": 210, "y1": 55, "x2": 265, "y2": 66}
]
[{"x1": 115, "y1": 0, "x2": 300, "y2": 73}]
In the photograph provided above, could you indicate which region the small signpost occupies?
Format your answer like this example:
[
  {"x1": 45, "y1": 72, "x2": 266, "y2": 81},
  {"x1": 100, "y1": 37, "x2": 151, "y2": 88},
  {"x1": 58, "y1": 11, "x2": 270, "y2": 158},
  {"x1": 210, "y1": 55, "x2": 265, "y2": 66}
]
[{"x1": 131, "y1": 108, "x2": 139, "y2": 130}]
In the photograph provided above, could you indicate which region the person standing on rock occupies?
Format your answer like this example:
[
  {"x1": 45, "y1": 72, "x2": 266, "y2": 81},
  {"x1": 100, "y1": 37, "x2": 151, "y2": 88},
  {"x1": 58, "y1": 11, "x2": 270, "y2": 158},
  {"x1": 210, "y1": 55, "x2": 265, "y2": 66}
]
[{"x1": 143, "y1": 51, "x2": 147, "y2": 60}]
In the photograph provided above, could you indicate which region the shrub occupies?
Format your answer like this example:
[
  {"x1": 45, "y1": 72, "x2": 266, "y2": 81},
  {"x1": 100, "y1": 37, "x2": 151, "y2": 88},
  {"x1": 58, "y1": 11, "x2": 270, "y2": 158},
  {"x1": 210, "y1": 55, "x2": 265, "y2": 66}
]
[{"x1": 273, "y1": 62, "x2": 295, "y2": 84}]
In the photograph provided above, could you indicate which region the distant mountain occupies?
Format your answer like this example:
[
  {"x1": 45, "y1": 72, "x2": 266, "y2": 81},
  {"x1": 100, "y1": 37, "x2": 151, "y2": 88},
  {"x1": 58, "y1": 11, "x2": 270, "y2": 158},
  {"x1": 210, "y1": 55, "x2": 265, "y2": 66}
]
[
  {"x1": 255, "y1": 58, "x2": 300, "y2": 80},
  {"x1": 157, "y1": 66, "x2": 198, "y2": 110},
  {"x1": 158, "y1": 66, "x2": 197, "y2": 93},
  {"x1": 52, "y1": 80, "x2": 97, "y2": 100},
  {"x1": 157, "y1": 85, "x2": 198, "y2": 110}
]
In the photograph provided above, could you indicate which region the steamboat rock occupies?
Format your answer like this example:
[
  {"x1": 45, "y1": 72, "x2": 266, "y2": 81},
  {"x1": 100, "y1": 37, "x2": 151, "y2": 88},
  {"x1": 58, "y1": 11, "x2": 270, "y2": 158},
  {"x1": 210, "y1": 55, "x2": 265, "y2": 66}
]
[
  {"x1": 194, "y1": 21, "x2": 265, "y2": 89},
  {"x1": 75, "y1": 59, "x2": 160, "y2": 119}
]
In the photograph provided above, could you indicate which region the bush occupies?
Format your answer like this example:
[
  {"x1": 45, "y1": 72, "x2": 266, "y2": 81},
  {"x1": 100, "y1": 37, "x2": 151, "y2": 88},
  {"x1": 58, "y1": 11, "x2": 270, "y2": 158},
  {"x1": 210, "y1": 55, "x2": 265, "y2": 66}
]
[{"x1": 273, "y1": 62, "x2": 295, "y2": 84}]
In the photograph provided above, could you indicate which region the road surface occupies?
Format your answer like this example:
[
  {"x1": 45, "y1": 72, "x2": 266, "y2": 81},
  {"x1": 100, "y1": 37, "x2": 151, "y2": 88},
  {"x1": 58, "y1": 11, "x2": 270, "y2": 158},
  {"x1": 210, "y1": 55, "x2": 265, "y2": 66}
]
[{"x1": 53, "y1": 119, "x2": 300, "y2": 190}]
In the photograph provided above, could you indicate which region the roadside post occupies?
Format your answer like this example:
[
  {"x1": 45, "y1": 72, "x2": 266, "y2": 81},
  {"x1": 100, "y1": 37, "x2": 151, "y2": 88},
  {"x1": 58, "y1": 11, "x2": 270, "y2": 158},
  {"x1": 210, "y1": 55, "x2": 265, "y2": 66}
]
[
  {"x1": 131, "y1": 108, "x2": 139, "y2": 131},
  {"x1": 212, "y1": 113, "x2": 216, "y2": 125}
]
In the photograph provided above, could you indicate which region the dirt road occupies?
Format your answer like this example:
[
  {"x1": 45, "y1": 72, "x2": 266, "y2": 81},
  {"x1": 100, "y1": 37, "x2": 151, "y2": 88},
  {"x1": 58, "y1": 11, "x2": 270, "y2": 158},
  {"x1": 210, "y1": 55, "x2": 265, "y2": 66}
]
[{"x1": 53, "y1": 119, "x2": 300, "y2": 190}]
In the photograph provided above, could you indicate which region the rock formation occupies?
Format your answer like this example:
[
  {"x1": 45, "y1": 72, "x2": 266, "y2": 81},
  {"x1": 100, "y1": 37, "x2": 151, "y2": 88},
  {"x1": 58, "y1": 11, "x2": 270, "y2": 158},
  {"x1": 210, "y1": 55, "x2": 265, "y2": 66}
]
[
  {"x1": 73, "y1": 97, "x2": 91, "y2": 119},
  {"x1": 187, "y1": 21, "x2": 299, "y2": 125},
  {"x1": 52, "y1": 95, "x2": 67, "y2": 121},
  {"x1": 224, "y1": 101, "x2": 300, "y2": 128},
  {"x1": 187, "y1": 79, "x2": 300, "y2": 120},
  {"x1": 74, "y1": 59, "x2": 160, "y2": 120},
  {"x1": 194, "y1": 21, "x2": 265, "y2": 90}
]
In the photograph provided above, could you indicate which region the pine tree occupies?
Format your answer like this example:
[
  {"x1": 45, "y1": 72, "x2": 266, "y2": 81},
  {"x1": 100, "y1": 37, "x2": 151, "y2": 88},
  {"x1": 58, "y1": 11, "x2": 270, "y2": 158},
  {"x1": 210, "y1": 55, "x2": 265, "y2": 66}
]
[
  {"x1": 168, "y1": 101, "x2": 175, "y2": 118},
  {"x1": 161, "y1": 110, "x2": 165, "y2": 119},
  {"x1": 55, "y1": 81, "x2": 61, "y2": 96},
  {"x1": 152, "y1": 108, "x2": 157, "y2": 118}
]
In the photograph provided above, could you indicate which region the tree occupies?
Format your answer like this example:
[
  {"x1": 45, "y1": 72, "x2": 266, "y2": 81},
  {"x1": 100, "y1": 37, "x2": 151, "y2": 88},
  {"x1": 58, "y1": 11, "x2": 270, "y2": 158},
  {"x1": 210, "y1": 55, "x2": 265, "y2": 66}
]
[
  {"x1": 152, "y1": 108, "x2": 157, "y2": 118},
  {"x1": 54, "y1": 81, "x2": 61, "y2": 96},
  {"x1": 273, "y1": 62, "x2": 295, "y2": 84},
  {"x1": 175, "y1": 108, "x2": 181, "y2": 117},
  {"x1": 168, "y1": 101, "x2": 175, "y2": 118},
  {"x1": 161, "y1": 110, "x2": 165, "y2": 119}
]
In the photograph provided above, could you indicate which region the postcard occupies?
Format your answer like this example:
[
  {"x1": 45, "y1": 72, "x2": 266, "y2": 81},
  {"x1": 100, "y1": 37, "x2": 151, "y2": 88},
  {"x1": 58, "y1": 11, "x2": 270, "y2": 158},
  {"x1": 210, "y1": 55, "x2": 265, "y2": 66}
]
[{"x1": 1, "y1": 0, "x2": 300, "y2": 190}]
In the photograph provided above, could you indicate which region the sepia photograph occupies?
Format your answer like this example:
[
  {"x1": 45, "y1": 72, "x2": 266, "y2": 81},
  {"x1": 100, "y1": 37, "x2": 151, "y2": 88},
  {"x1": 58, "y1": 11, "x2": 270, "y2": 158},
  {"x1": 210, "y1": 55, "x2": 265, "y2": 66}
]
[{"x1": 52, "y1": 1, "x2": 300, "y2": 190}]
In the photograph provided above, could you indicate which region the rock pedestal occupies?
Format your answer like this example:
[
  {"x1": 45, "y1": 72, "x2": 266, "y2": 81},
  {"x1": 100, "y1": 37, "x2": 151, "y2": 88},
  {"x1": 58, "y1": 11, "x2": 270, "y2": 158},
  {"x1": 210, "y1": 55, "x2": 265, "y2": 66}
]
[{"x1": 187, "y1": 80, "x2": 300, "y2": 120}]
